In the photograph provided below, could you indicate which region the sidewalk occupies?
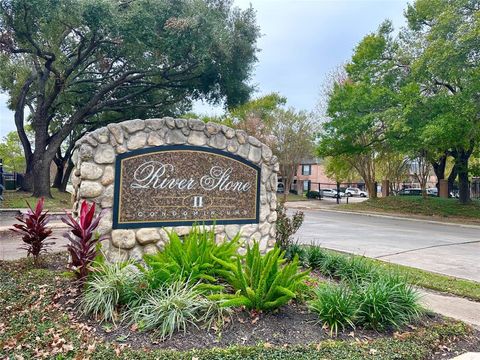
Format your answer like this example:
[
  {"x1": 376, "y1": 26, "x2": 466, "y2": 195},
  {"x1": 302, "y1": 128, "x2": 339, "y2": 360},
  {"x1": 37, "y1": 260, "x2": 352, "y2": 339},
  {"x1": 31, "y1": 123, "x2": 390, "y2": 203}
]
[{"x1": 420, "y1": 289, "x2": 480, "y2": 330}]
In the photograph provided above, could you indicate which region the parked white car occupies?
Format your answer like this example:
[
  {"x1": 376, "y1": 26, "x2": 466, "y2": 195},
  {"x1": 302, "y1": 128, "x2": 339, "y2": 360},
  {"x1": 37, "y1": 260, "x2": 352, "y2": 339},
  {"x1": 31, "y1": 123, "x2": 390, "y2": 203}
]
[
  {"x1": 321, "y1": 189, "x2": 345, "y2": 198},
  {"x1": 345, "y1": 187, "x2": 368, "y2": 197}
]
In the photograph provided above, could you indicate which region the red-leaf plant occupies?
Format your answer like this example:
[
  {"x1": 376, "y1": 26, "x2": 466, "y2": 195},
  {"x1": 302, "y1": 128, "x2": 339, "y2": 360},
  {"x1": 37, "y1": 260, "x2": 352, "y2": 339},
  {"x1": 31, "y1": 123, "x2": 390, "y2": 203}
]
[
  {"x1": 62, "y1": 200, "x2": 105, "y2": 282},
  {"x1": 11, "y1": 197, "x2": 54, "y2": 266}
]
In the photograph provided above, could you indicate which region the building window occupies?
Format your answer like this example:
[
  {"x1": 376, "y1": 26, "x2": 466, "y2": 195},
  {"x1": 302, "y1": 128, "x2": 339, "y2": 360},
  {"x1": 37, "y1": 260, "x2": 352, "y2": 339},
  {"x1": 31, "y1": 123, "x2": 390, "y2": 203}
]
[
  {"x1": 303, "y1": 180, "x2": 310, "y2": 191},
  {"x1": 302, "y1": 164, "x2": 311, "y2": 176}
]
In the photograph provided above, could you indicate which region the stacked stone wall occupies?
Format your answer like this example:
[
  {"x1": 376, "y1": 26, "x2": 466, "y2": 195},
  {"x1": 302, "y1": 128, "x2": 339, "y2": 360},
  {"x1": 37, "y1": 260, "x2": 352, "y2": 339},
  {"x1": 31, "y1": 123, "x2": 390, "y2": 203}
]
[{"x1": 71, "y1": 118, "x2": 279, "y2": 261}]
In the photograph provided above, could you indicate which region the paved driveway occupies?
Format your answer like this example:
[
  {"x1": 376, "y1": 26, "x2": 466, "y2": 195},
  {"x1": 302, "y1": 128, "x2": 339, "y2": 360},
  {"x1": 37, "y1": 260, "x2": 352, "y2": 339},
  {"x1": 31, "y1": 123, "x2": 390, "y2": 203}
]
[{"x1": 295, "y1": 209, "x2": 480, "y2": 282}]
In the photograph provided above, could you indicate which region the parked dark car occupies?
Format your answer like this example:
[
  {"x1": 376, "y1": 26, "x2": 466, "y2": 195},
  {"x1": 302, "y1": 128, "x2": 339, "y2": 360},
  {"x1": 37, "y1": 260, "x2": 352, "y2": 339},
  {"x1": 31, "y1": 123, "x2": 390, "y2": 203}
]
[
  {"x1": 397, "y1": 188, "x2": 437, "y2": 197},
  {"x1": 397, "y1": 188, "x2": 423, "y2": 196}
]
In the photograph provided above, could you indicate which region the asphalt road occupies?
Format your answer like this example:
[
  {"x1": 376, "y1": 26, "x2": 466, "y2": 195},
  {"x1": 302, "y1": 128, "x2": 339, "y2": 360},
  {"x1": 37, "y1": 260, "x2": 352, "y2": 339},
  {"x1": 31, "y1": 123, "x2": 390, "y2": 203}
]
[{"x1": 295, "y1": 209, "x2": 480, "y2": 282}]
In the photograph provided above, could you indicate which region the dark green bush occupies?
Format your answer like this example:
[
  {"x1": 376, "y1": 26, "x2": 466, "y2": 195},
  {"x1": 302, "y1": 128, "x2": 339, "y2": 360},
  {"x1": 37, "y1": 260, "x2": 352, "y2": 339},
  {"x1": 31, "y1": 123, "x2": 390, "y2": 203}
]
[
  {"x1": 211, "y1": 242, "x2": 310, "y2": 311},
  {"x1": 357, "y1": 274, "x2": 422, "y2": 330},
  {"x1": 142, "y1": 226, "x2": 240, "y2": 291},
  {"x1": 334, "y1": 255, "x2": 379, "y2": 284},
  {"x1": 285, "y1": 242, "x2": 307, "y2": 263},
  {"x1": 308, "y1": 283, "x2": 357, "y2": 336},
  {"x1": 303, "y1": 245, "x2": 328, "y2": 269},
  {"x1": 319, "y1": 252, "x2": 349, "y2": 277},
  {"x1": 306, "y1": 191, "x2": 320, "y2": 199},
  {"x1": 275, "y1": 203, "x2": 304, "y2": 250}
]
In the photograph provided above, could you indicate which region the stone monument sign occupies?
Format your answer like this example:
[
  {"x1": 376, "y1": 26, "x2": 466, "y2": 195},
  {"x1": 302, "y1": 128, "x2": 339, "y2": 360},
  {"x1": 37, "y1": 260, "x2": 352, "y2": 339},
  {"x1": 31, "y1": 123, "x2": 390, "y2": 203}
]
[{"x1": 72, "y1": 118, "x2": 278, "y2": 261}]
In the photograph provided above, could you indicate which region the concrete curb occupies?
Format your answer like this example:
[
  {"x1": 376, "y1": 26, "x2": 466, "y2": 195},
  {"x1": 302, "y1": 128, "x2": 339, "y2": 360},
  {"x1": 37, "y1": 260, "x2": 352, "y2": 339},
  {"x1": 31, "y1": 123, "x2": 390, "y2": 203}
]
[
  {"x1": 0, "y1": 222, "x2": 68, "y2": 234},
  {"x1": 285, "y1": 203, "x2": 480, "y2": 230},
  {"x1": 0, "y1": 208, "x2": 67, "y2": 215}
]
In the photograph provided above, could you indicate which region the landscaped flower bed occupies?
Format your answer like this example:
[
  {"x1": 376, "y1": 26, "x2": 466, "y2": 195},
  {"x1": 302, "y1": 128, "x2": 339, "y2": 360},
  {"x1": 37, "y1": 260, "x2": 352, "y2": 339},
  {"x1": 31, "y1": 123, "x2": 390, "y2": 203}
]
[
  {"x1": 0, "y1": 252, "x2": 478, "y2": 359},
  {"x1": 2, "y1": 199, "x2": 479, "y2": 359}
]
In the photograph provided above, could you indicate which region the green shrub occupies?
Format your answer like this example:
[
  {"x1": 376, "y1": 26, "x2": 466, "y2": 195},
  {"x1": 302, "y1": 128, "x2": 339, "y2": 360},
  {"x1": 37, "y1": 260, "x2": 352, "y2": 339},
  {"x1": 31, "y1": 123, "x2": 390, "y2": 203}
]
[
  {"x1": 81, "y1": 258, "x2": 142, "y2": 323},
  {"x1": 285, "y1": 242, "x2": 306, "y2": 264},
  {"x1": 126, "y1": 280, "x2": 221, "y2": 339},
  {"x1": 303, "y1": 245, "x2": 328, "y2": 269},
  {"x1": 275, "y1": 203, "x2": 304, "y2": 250},
  {"x1": 211, "y1": 243, "x2": 310, "y2": 311},
  {"x1": 142, "y1": 226, "x2": 240, "y2": 290},
  {"x1": 319, "y1": 252, "x2": 349, "y2": 277},
  {"x1": 357, "y1": 274, "x2": 422, "y2": 330},
  {"x1": 306, "y1": 191, "x2": 320, "y2": 199},
  {"x1": 334, "y1": 255, "x2": 379, "y2": 284},
  {"x1": 309, "y1": 283, "x2": 357, "y2": 336}
]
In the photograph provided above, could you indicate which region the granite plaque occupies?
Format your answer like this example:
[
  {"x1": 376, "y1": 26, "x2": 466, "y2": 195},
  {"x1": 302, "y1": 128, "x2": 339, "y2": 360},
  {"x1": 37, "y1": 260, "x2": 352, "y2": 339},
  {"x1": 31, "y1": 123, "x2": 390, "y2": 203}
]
[{"x1": 113, "y1": 145, "x2": 261, "y2": 228}]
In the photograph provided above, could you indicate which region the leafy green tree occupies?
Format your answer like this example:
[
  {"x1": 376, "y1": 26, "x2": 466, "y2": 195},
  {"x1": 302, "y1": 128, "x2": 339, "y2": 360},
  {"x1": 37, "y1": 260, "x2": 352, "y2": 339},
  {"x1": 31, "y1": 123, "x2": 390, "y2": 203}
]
[
  {"x1": 224, "y1": 93, "x2": 317, "y2": 201},
  {"x1": 324, "y1": 156, "x2": 359, "y2": 184},
  {"x1": 270, "y1": 108, "x2": 317, "y2": 201},
  {"x1": 0, "y1": 0, "x2": 259, "y2": 197},
  {"x1": 375, "y1": 152, "x2": 410, "y2": 193},
  {"x1": 402, "y1": 0, "x2": 480, "y2": 203},
  {"x1": 0, "y1": 130, "x2": 25, "y2": 172}
]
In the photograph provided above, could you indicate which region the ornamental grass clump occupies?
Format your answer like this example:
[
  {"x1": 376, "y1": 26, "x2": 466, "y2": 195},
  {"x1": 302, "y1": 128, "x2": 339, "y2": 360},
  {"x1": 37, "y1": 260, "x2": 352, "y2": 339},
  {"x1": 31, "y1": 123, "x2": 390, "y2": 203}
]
[
  {"x1": 142, "y1": 226, "x2": 240, "y2": 291},
  {"x1": 81, "y1": 258, "x2": 143, "y2": 323},
  {"x1": 334, "y1": 255, "x2": 379, "y2": 284},
  {"x1": 357, "y1": 273, "x2": 423, "y2": 330},
  {"x1": 126, "y1": 280, "x2": 222, "y2": 339},
  {"x1": 308, "y1": 283, "x2": 358, "y2": 336},
  {"x1": 303, "y1": 245, "x2": 328, "y2": 269},
  {"x1": 62, "y1": 200, "x2": 105, "y2": 282},
  {"x1": 11, "y1": 197, "x2": 54, "y2": 266},
  {"x1": 309, "y1": 272, "x2": 423, "y2": 335},
  {"x1": 211, "y1": 242, "x2": 310, "y2": 311}
]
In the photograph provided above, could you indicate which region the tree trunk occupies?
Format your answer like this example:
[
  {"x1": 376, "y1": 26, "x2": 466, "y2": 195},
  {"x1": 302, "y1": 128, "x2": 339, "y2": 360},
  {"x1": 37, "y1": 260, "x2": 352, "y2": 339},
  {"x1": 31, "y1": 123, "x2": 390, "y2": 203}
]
[
  {"x1": 455, "y1": 152, "x2": 470, "y2": 204},
  {"x1": 59, "y1": 160, "x2": 74, "y2": 192},
  {"x1": 366, "y1": 180, "x2": 377, "y2": 199},
  {"x1": 432, "y1": 154, "x2": 447, "y2": 196},
  {"x1": 21, "y1": 161, "x2": 34, "y2": 192},
  {"x1": 52, "y1": 161, "x2": 65, "y2": 189},
  {"x1": 447, "y1": 163, "x2": 457, "y2": 195},
  {"x1": 31, "y1": 151, "x2": 53, "y2": 198}
]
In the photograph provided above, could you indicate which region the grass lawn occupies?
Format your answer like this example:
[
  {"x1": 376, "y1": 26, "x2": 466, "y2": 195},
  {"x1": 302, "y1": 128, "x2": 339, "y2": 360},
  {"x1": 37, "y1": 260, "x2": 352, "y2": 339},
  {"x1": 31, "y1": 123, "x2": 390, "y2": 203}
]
[
  {"x1": 1, "y1": 189, "x2": 73, "y2": 211},
  {"x1": 1, "y1": 254, "x2": 478, "y2": 359},
  {"x1": 340, "y1": 196, "x2": 480, "y2": 222},
  {"x1": 376, "y1": 259, "x2": 480, "y2": 302},
  {"x1": 285, "y1": 193, "x2": 308, "y2": 202}
]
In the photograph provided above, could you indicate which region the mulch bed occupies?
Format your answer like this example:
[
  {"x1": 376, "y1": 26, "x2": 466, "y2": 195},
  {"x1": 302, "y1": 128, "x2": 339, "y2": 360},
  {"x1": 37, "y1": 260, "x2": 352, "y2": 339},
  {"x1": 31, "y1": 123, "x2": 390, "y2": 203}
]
[{"x1": 2, "y1": 252, "x2": 480, "y2": 358}]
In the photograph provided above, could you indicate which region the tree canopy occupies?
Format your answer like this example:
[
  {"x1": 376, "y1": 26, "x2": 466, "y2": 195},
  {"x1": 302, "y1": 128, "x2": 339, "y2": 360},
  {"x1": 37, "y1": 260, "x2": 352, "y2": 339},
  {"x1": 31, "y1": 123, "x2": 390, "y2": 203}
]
[
  {"x1": 0, "y1": 0, "x2": 260, "y2": 196},
  {"x1": 317, "y1": 0, "x2": 480, "y2": 203}
]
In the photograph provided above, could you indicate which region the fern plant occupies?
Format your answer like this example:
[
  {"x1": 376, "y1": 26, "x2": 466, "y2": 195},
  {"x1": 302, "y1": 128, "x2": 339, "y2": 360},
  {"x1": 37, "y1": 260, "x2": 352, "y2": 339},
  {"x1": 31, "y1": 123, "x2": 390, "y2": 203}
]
[
  {"x1": 211, "y1": 243, "x2": 310, "y2": 311},
  {"x1": 142, "y1": 226, "x2": 240, "y2": 291}
]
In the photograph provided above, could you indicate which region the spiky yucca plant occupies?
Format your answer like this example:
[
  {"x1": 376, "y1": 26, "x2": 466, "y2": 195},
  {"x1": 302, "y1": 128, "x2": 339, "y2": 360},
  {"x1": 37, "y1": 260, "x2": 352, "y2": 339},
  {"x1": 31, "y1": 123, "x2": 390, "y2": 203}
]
[
  {"x1": 11, "y1": 197, "x2": 54, "y2": 265},
  {"x1": 62, "y1": 200, "x2": 104, "y2": 282},
  {"x1": 211, "y1": 242, "x2": 310, "y2": 311}
]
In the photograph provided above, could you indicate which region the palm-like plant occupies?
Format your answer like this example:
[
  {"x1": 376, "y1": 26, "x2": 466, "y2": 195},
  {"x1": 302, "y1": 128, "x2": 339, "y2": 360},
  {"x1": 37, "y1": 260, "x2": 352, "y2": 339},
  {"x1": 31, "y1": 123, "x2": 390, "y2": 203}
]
[
  {"x1": 212, "y1": 243, "x2": 310, "y2": 311},
  {"x1": 11, "y1": 197, "x2": 54, "y2": 266},
  {"x1": 62, "y1": 200, "x2": 104, "y2": 282}
]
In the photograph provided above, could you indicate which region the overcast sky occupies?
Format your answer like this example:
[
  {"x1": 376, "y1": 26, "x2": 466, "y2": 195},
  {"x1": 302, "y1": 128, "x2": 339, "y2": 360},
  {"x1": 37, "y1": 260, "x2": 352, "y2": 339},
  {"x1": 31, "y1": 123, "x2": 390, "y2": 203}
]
[{"x1": 0, "y1": 0, "x2": 409, "y2": 137}]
